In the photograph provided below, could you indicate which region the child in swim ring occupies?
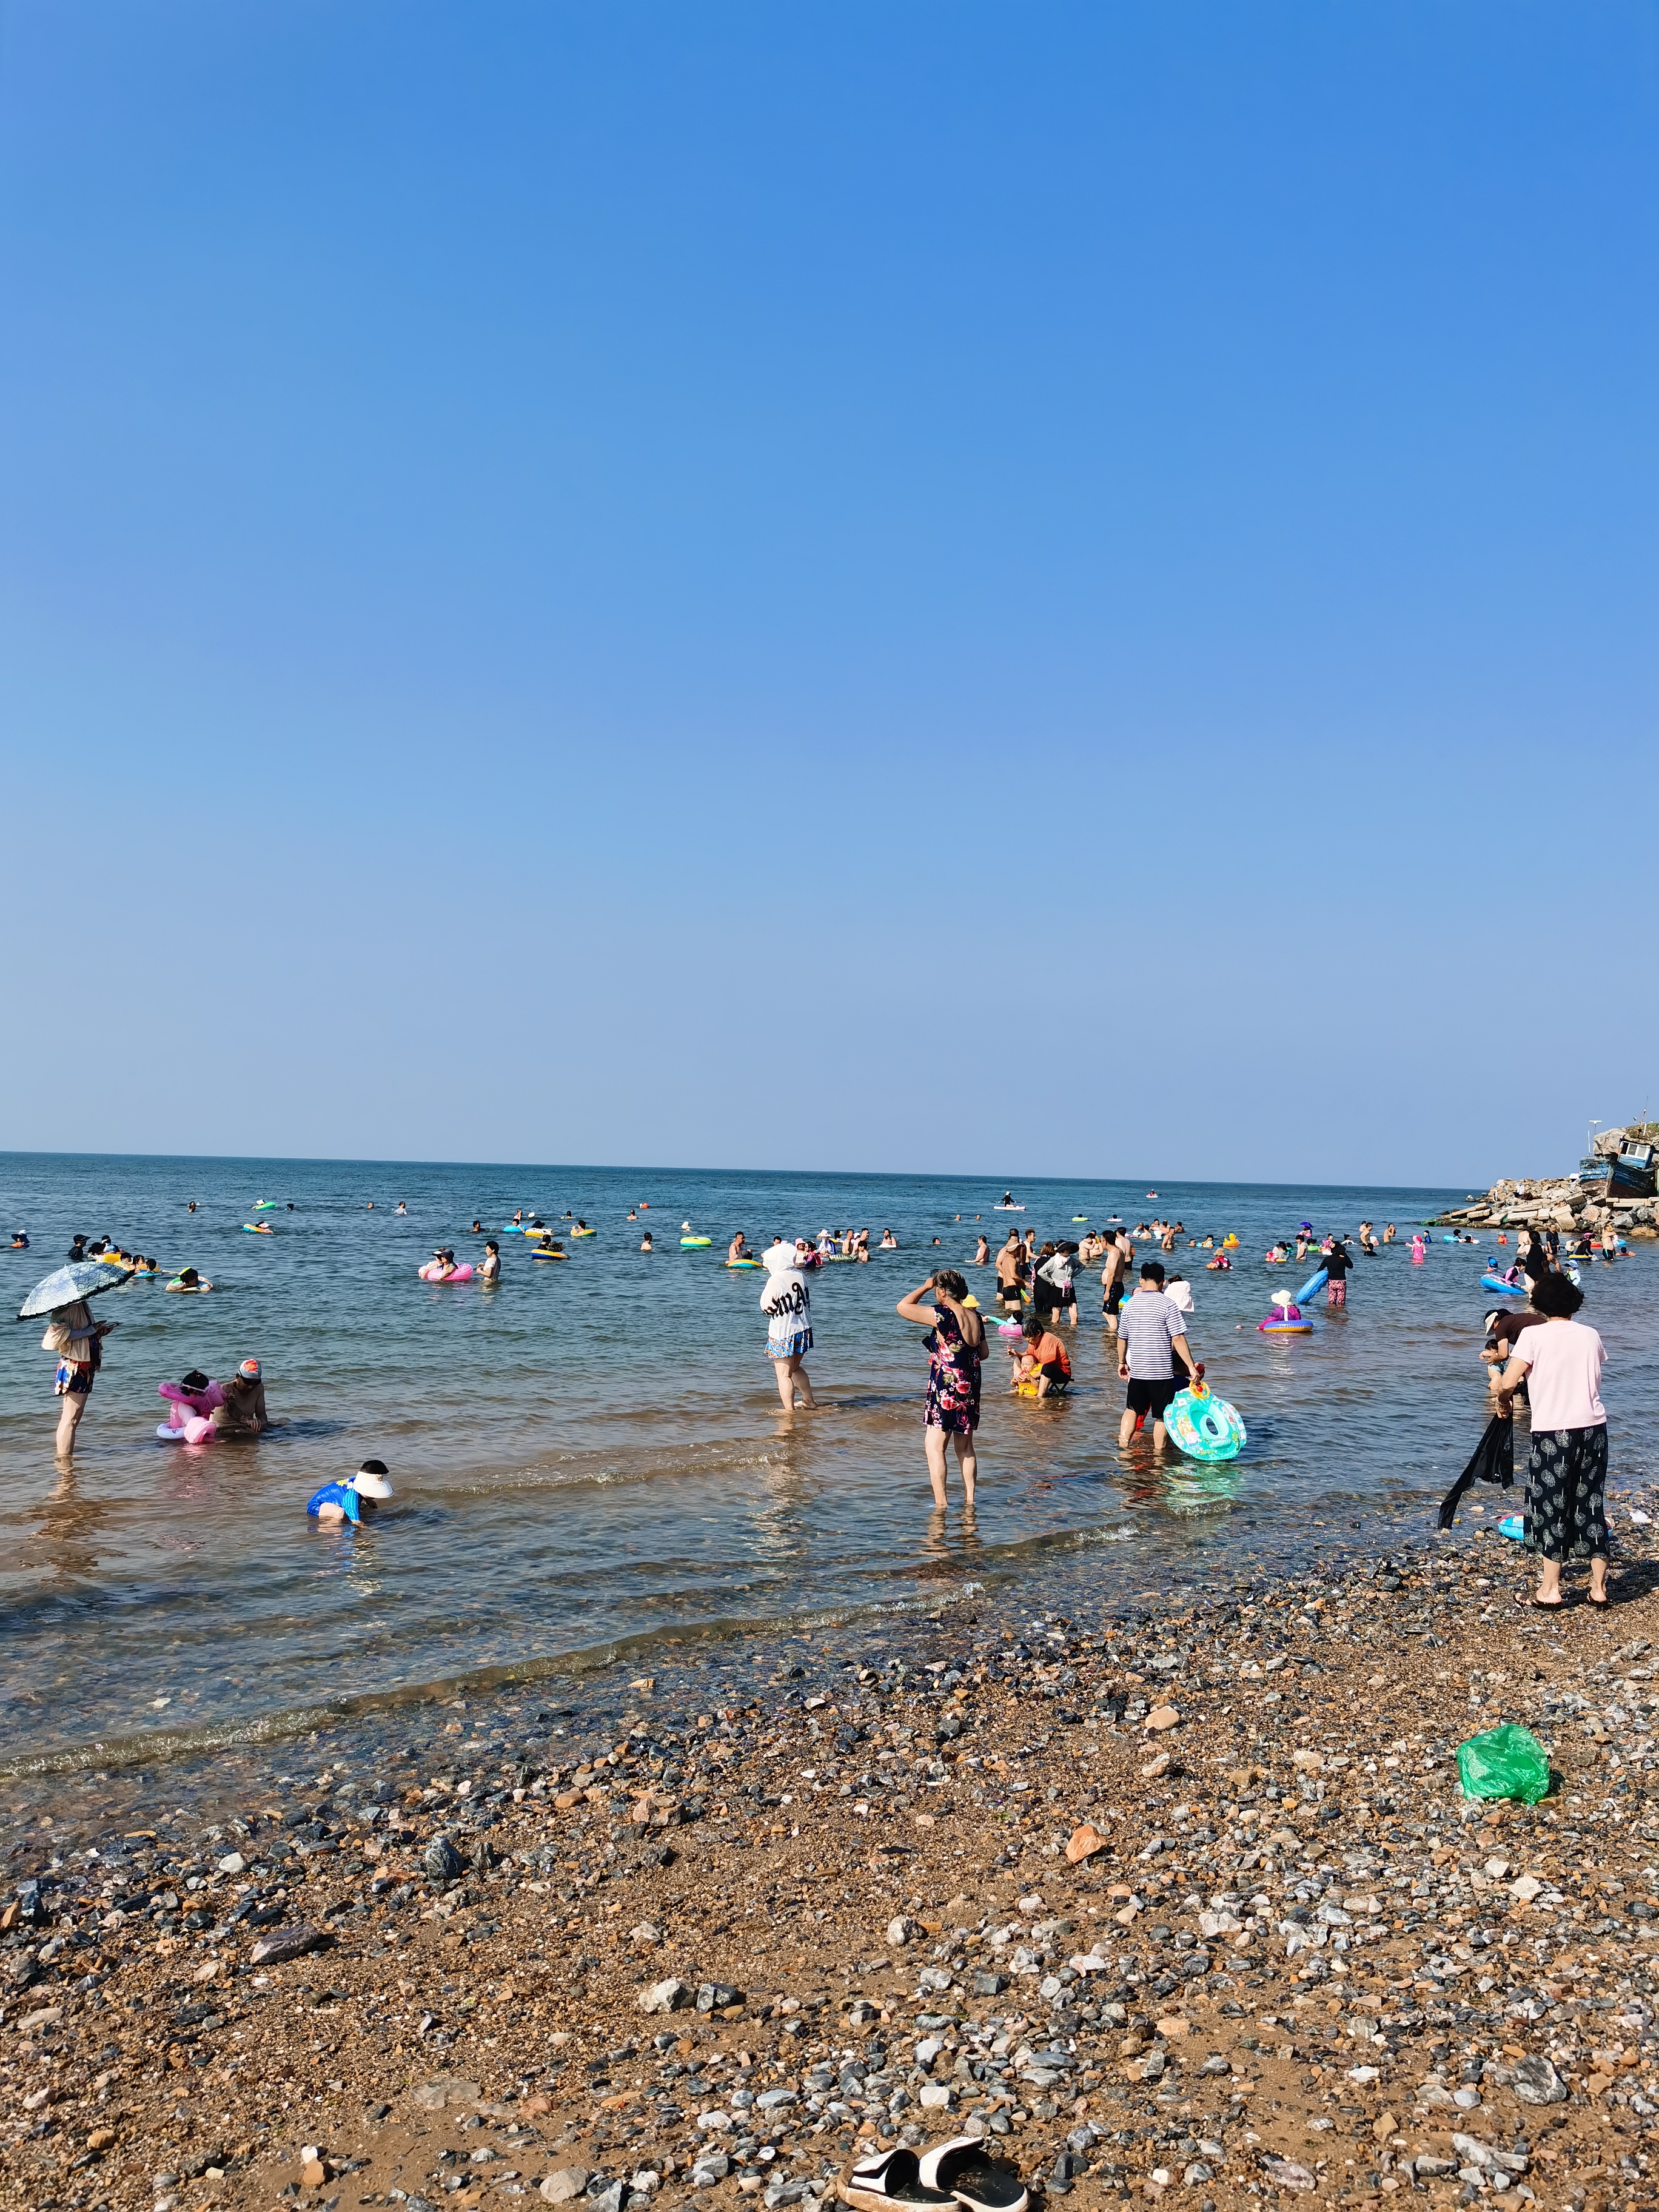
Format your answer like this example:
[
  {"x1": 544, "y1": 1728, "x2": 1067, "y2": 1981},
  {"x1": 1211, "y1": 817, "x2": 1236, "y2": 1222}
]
[{"x1": 307, "y1": 1460, "x2": 394, "y2": 1524}]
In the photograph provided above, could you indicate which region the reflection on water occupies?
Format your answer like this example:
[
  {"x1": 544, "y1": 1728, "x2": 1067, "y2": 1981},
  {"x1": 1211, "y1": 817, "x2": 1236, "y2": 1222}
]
[{"x1": 2, "y1": 1151, "x2": 1655, "y2": 1771}]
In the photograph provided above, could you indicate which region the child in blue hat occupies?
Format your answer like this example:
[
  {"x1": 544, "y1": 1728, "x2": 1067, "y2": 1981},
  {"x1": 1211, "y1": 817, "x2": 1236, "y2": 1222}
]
[{"x1": 307, "y1": 1460, "x2": 394, "y2": 1524}]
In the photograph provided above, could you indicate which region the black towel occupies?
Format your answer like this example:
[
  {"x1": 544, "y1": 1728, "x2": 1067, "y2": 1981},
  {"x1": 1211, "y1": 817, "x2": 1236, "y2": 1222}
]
[{"x1": 1438, "y1": 1413, "x2": 1515, "y2": 1529}]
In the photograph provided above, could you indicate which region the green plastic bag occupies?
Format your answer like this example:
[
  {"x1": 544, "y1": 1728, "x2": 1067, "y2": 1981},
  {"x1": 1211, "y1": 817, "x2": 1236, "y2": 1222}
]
[{"x1": 1456, "y1": 1723, "x2": 1551, "y2": 1805}]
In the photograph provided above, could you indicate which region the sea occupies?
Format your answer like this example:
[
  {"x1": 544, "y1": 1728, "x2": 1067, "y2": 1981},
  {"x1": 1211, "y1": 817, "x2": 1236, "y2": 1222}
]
[{"x1": 2, "y1": 1153, "x2": 1655, "y2": 1805}]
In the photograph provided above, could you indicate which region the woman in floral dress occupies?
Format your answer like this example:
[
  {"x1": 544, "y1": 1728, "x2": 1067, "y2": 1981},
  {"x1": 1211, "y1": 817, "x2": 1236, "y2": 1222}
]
[{"x1": 896, "y1": 1270, "x2": 985, "y2": 1509}]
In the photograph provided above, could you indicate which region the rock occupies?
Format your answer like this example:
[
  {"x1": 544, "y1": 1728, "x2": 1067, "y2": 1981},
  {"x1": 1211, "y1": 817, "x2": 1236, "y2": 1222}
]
[
  {"x1": 754, "y1": 2088, "x2": 797, "y2": 2112},
  {"x1": 972, "y1": 1972, "x2": 1007, "y2": 1996},
  {"x1": 1511, "y1": 2054, "x2": 1567, "y2": 2106},
  {"x1": 1452, "y1": 2134, "x2": 1526, "y2": 2175},
  {"x1": 886, "y1": 1915, "x2": 917, "y2": 1946},
  {"x1": 412, "y1": 2077, "x2": 481, "y2": 2111},
  {"x1": 1260, "y1": 2157, "x2": 1316, "y2": 2191},
  {"x1": 1138, "y1": 1751, "x2": 1171, "y2": 1780},
  {"x1": 302, "y1": 2159, "x2": 327, "y2": 2188},
  {"x1": 216, "y1": 1851, "x2": 245, "y2": 1875},
  {"x1": 629, "y1": 1922, "x2": 663, "y2": 1946},
  {"x1": 691, "y1": 2152, "x2": 731, "y2": 2187},
  {"x1": 1065, "y1": 1823, "x2": 1107, "y2": 1865},
  {"x1": 249, "y1": 1923, "x2": 330, "y2": 1965},
  {"x1": 918, "y1": 2085, "x2": 953, "y2": 2108},
  {"x1": 1144, "y1": 1706, "x2": 1180, "y2": 1732},
  {"x1": 425, "y1": 1837, "x2": 464, "y2": 1885},
  {"x1": 1510, "y1": 1874, "x2": 1542, "y2": 1902},
  {"x1": 590, "y1": 2182, "x2": 626, "y2": 2212},
  {"x1": 87, "y1": 2127, "x2": 117, "y2": 2152},
  {"x1": 638, "y1": 1978, "x2": 692, "y2": 2014},
  {"x1": 696, "y1": 1982, "x2": 743, "y2": 2013},
  {"x1": 540, "y1": 2168, "x2": 591, "y2": 2204}
]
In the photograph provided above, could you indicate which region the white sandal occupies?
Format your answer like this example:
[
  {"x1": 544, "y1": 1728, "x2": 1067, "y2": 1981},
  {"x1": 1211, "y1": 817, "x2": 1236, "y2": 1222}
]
[
  {"x1": 916, "y1": 2137, "x2": 1029, "y2": 2212},
  {"x1": 842, "y1": 2147, "x2": 957, "y2": 2212}
]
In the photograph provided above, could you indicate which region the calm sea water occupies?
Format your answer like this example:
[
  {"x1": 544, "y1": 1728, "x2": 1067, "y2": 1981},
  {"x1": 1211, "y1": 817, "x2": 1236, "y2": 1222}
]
[{"x1": 2, "y1": 1153, "x2": 1655, "y2": 1778}]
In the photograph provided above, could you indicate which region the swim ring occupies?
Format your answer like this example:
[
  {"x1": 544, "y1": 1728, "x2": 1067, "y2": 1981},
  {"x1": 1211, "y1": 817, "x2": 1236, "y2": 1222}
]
[
  {"x1": 417, "y1": 1262, "x2": 474, "y2": 1281},
  {"x1": 680, "y1": 1236, "x2": 712, "y2": 1247},
  {"x1": 253, "y1": 1200, "x2": 277, "y2": 1210},
  {"x1": 571, "y1": 1228, "x2": 596, "y2": 1238},
  {"x1": 1165, "y1": 1378, "x2": 1246, "y2": 1462},
  {"x1": 241, "y1": 1224, "x2": 275, "y2": 1235},
  {"x1": 1259, "y1": 1316, "x2": 1313, "y2": 1334},
  {"x1": 1293, "y1": 1267, "x2": 1328, "y2": 1304},
  {"x1": 531, "y1": 1247, "x2": 566, "y2": 1260},
  {"x1": 1481, "y1": 1272, "x2": 1525, "y2": 1293},
  {"x1": 726, "y1": 1258, "x2": 761, "y2": 1270}
]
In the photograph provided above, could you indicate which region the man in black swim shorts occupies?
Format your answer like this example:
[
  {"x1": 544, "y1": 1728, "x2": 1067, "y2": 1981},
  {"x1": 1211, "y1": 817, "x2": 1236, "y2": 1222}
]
[{"x1": 1116, "y1": 1260, "x2": 1199, "y2": 1450}]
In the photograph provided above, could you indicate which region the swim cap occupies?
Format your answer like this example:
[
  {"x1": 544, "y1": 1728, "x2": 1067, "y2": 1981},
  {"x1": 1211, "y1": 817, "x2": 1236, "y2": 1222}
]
[{"x1": 238, "y1": 1358, "x2": 261, "y2": 1380}]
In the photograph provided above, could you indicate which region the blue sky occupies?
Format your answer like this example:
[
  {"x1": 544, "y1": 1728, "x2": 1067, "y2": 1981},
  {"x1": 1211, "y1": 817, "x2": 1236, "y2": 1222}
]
[{"x1": 3, "y1": 3, "x2": 1654, "y2": 1185}]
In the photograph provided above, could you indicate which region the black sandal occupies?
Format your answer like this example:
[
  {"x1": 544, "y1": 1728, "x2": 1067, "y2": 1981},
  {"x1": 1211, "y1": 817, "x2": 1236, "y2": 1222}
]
[
  {"x1": 917, "y1": 2137, "x2": 1029, "y2": 2212},
  {"x1": 843, "y1": 2148, "x2": 957, "y2": 2212}
]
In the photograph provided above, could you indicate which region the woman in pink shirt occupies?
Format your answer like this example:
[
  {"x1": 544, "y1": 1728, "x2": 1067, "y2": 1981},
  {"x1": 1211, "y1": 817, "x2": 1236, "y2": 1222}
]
[{"x1": 1496, "y1": 1272, "x2": 1610, "y2": 1608}]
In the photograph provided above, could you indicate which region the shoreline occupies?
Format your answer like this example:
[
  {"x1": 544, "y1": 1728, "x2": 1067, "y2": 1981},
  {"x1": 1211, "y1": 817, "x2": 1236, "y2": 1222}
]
[{"x1": 7, "y1": 1519, "x2": 1659, "y2": 2212}]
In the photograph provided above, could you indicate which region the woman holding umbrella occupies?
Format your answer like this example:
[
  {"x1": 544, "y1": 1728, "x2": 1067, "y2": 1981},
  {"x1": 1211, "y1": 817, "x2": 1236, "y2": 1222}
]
[{"x1": 18, "y1": 1261, "x2": 122, "y2": 1458}]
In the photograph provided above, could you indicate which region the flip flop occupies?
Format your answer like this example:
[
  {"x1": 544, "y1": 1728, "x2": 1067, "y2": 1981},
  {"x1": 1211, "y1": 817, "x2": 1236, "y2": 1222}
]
[
  {"x1": 917, "y1": 2137, "x2": 1029, "y2": 2212},
  {"x1": 842, "y1": 2148, "x2": 957, "y2": 2212}
]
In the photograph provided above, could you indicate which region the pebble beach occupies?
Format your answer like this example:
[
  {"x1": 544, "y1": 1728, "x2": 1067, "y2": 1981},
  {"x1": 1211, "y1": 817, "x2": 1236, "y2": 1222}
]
[{"x1": 8, "y1": 1506, "x2": 1659, "y2": 2212}]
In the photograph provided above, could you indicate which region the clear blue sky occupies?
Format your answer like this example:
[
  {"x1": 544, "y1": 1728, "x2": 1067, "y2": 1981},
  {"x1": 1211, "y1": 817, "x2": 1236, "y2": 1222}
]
[{"x1": 3, "y1": 4, "x2": 1654, "y2": 1185}]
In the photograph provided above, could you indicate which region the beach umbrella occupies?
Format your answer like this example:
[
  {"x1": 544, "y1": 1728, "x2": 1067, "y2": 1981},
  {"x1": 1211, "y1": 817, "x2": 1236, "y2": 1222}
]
[{"x1": 16, "y1": 1261, "x2": 126, "y2": 1321}]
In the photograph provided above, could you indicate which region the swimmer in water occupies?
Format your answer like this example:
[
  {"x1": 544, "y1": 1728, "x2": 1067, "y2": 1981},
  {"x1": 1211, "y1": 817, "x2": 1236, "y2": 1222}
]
[
  {"x1": 480, "y1": 1240, "x2": 500, "y2": 1281},
  {"x1": 187, "y1": 1201, "x2": 197, "y2": 1214},
  {"x1": 728, "y1": 1231, "x2": 751, "y2": 1263},
  {"x1": 883, "y1": 1228, "x2": 900, "y2": 1251},
  {"x1": 167, "y1": 1265, "x2": 211, "y2": 1293},
  {"x1": 10, "y1": 1231, "x2": 28, "y2": 1249},
  {"x1": 307, "y1": 1459, "x2": 394, "y2": 1525},
  {"x1": 628, "y1": 1209, "x2": 637, "y2": 1221},
  {"x1": 471, "y1": 1219, "x2": 483, "y2": 1234},
  {"x1": 396, "y1": 1201, "x2": 407, "y2": 1215},
  {"x1": 640, "y1": 1230, "x2": 653, "y2": 1252}
]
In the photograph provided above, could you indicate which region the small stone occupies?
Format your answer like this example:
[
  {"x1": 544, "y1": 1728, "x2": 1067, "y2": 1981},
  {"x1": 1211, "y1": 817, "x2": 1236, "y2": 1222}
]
[
  {"x1": 301, "y1": 2159, "x2": 327, "y2": 2188},
  {"x1": 1260, "y1": 2157, "x2": 1316, "y2": 2191},
  {"x1": 1510, "y1": 1874, "x2": 1542, "y2": 1903},
  {"x1": 1511, "y1": 2054, "x2": 1567, "y2": 2106},
  {"x1": 1372, "y1": 2110, "x2": 1398, "y2": 2144},
  {"x1": 87, "y1": 2127, "x2": 117, "y2": 2152},
  {"x1": 250, "y1": 1922, "x2": 330, "y2": 1966},
  {"x1": 1065, "y1": 1823, "x2": 1107, "y2": 1865},
  {"x1": 754, "y1": 2088, "x2": 796, "y2": 2112},
  {"x1": 539, "y1": 2168, "x2": 591, "y2": 2204},
  {"x1": 1144, "y1": 1705, "x2": 1179, "y2": 1732},
  {"x1": 629, "y1": 1921, "x2": 663, "y2": 1946},
  {"x1": 918, "y1": 2085, "x2": 953, "y2": 2108},
  {"x1": 425, "y1": 1837, "x2": 464, "y2": 1885},
  {"x1": 695, "y1": 1982, "x2": 743, "y2": 2013},
  {"x1": 886, "y1": 1915, "x2": 917, "y2": 1946},
  {"x1": 638, "y1": 1978, "x2": 692, "y2": 2015},
  {"x1": 1483, "y1": 1855, "x2": 1510, "y2": 1879},
  {"x1": 216, "y1": 1852, "x2": 245, "y2": 1875},
  {"x1": 1139, "y1": 1751, "x2": 1172, "y2": 1780}
]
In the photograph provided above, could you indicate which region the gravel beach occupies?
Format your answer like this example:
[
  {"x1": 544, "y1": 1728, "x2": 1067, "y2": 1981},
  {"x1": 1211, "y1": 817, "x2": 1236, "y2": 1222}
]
[{"x1": 7, "y1": 1518, "x2": 1659, "y2": 2212}]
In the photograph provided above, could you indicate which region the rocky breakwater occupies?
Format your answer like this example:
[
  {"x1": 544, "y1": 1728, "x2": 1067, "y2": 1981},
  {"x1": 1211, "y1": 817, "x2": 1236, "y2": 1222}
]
[{"x1": 1431, "y1": 1128, "x2": 1658, "y2": 1238}]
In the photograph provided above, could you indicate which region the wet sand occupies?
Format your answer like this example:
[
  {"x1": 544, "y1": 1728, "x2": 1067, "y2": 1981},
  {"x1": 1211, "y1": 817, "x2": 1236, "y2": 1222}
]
[{"x1": 7, "y1": 1517, "x2": 1659, "y2": 2212}]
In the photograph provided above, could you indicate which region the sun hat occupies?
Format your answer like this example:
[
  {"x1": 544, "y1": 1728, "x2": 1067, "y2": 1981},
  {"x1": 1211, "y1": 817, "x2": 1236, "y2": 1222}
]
[
  {"x1": 238, "y1": 1358, "x2": 261, "y2": 1380},
  {"x1": 350, "y1": 1458, "x2": 394, "y2": 1500}
]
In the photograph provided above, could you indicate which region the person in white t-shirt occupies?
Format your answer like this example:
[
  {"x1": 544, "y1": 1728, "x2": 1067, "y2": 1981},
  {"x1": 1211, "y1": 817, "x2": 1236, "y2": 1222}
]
[{"x1": 1496, "y1": 1272, "x2": 1610, "y2": 1609}]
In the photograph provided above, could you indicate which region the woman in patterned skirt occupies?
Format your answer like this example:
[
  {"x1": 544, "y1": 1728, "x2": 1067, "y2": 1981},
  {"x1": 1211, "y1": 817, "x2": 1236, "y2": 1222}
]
[
  {"x1": 1496, "y1": 1270, "x2": 1610, "y2": 1608},
  {"x1": 896, "y1": 1270, "x2": 985, "y2": 1510}
]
